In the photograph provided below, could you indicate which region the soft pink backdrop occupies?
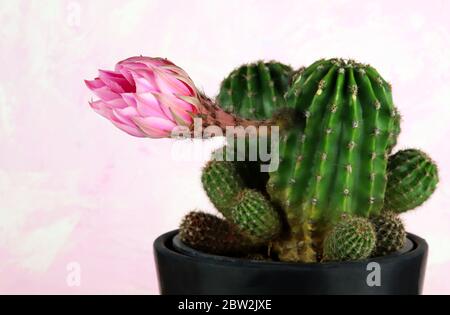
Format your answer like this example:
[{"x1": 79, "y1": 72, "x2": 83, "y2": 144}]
[{"x1": 0, "y1": 0, "x2": 449, "y2": 294}]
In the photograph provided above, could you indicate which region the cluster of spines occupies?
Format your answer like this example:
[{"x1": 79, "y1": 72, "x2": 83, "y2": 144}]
[
  {"x1": 384, "y1": 149, "x2": 439, "y2": 213},
  {"x1": 370, "y1": 211, "x2": 406, "y2": 257},
  {"x1": 217, "y1": 61, "x2": 293, "y2": 119}
]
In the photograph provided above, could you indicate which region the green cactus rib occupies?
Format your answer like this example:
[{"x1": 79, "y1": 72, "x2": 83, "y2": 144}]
[
  {"x1": 217, "y1": 61, "x2": 293, "y2": 119},
  {"x1": 179, "y1": 211, "x2": 253, "y2": 255},
  {"x1": 231, "y1": 189, "x2": 281, "y2": 244},
  {"x1": 384, "y1": 149, "x2": 439, "y2": 213},
  {"x1": 323, "y1": 215, "x2": 376, "y2": 262},
  {"x1": 201, "y1": 160, "x2": 244, "y2": 218},
  {"x1": 267, "y1": 58, "x2": 400, "y2": 262},
  {"x1": 388, "y1": 110, "x2": 401, "y2": 153}
]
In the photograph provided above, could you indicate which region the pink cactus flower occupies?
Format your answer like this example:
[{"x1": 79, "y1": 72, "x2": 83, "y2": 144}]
[{"x1": 85, "y1": 56, "x2": 200, "y2": 138}]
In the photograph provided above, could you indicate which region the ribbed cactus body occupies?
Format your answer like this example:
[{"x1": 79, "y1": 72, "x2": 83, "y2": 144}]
[
  {"x1": 370, "y1": 212, "x2": 406, "y2": 256},
  {"x1": 323, "y1": 216, "x2": 376, "y2": 262},
  {"x1": 385, "y1": 149, "x2": 438, "y2": 213},
  {"x1": 179, "y1": 211, "x2": 252, "y2": 255},
  {"x1": 231, "y1": 189, "x2": 281, "y2": 244},
  {"x1": 218, "y1": 61, "x2": 293, "y2": 119},
  {"x1": 201, "y1": 160, "x2": 244, "y2": 217},
  {"x1": 267, "y1": 59, "x2": 400, "y2": 262}
]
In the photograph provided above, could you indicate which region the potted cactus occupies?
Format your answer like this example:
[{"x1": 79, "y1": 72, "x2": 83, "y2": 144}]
[{"x1": 85, "y1": 57, "x2": 438, "y2": 295}]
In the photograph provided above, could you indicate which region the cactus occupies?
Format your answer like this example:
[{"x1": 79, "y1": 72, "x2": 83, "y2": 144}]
[
  {"x1": 230, "y1": 189, "x2": 281, "y2": 244},
  {"x1": 217, "y1": 61, "x2": 293, "y2": 119},
  {"x1": 88, "y1": 56, "x2": 438, "y2": 263},
  {"x1": 267, "y1": 58, "x2": 400, "y2": 262},
  {"x1": 323, "y1": 215, "x2": 376, "y2": 262},
  {"x1": 191, "y1": 59, "x2": 434, "y2": 262},
  {"x1": 384, "y1": 149, "x2": 439, "y2": 213},
  {"x1": 179, "y1": 211, "x2": 254, "y2": 255},
  {"x1": 370, "y1": 212, "x2": 406, "y2": 256}
]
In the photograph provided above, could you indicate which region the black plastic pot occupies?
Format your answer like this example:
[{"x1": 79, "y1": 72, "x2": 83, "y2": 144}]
[{"x1": 153, "y1": 230, "x2": 428, "y2": 295}]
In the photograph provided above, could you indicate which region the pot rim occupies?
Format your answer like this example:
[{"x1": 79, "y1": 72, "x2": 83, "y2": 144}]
[{"x1": 154, "y1": 230, "x2": 428, "y2": 270}]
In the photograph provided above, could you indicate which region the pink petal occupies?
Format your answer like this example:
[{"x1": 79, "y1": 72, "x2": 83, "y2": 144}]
[
  {"x1": 89, "y1": 100, "x2": 113, "y2": 119},
  {"x1": 154, "y1": 69, "x2": 191, "y2": 96},
  {"x1": 112, "y1": 107, "x2": 139, "y2": 125},
  {"x1": 116, "y1": 67, "x2": 135, "y2": 86},
  {"x1": 111, "y1": 121, "x2": 146, "y2": 137},
  {"x1": 132, "y1": 116, "x2": 177, "y2": 138},
  {"x1": 133, "y1": 75, "x2": 159, "y2": 94},
  {"x1": 98, "y1": 70, "x2": 134, "y2": 93},
  {"x1": 121, "y1": 93, "x2": 138, "y2": 107},
  {"x1": 135, "y1": 92, "x2": 168, "y2": 119},
  {"x1": 119, "y1": 56, "x2": 172, "y2": 68},
  {"x1": 154, "y1": 93, "x2": 195, "y2": 124},
  {"x1": 85, "y1": 79, "x2": 120, "y2": 101},
  {"x1": 103, "y1": 97, "x2": 128, "y2": 109},
  {"x1": 85, "y1": 79, "x2": 105, "y2": 90},
  {"x1": 90, "y1": 101, "x2": 145, "y2": 137}
]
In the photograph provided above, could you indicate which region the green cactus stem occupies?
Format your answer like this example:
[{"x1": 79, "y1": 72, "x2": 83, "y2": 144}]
[
  {"x1": 201, "y1": 160, "x2": 244, "y2": 218},
  {"x1": 230, "y1": 189, "x2": 281, "y2": 244},
  {"x1": 384, "y1": 149, "x2": 439, "y2": 213},
  {"x1": 179, "y1": 211, "x2": 252, "y2": 255},
  {"x1": 267, "y1": 58, "x2": 400, "y2": 262},
  {"x1": 370, "y1": 211, "x2": 406, "y2": 256},
  {"x1": 217, "y1": 61, "x2": 293, "y2": 119},
  {"x1": 323, "y1": 215, "x2": 376, "y2": 262}
]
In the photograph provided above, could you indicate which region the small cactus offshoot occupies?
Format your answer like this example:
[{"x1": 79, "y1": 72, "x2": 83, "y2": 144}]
[
  {"x1": 370, "y1": 212, "x2": 406, "y2": 257},
  {"x1": 323, "y1": 216, "x2": 376, "y2": 262},
  {"x1": 179, "y1": 211, "x2": 253, "y2": 255},
  {"x1": 231, "y1": 189, "x2": 281, "y2": 244},
  {"x1": 201, "y1": 160, "x2": 244, "y2": 218},
  {"x1": 384, "y1": 149, "x2": 439, "y2": 213}
]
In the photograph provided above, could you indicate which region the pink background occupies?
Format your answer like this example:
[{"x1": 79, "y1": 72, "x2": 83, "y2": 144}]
[{"x1": 1, "y1": 0, "x2": 449, "y2": 294}]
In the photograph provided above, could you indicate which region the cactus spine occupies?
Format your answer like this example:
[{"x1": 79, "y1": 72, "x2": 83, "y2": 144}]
[
  {"x1": 323, "y1": 215, "x2": 376, "y2": 262},
  {"x1": 218, "y1": 61, "x2": 293, "y2": 119},
  {"x1": 384, "y1": 149, "x2": 439, "y2": 213},
  {"x1": 267, "y1": 59, "x2": 400, "y2": 262}
]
